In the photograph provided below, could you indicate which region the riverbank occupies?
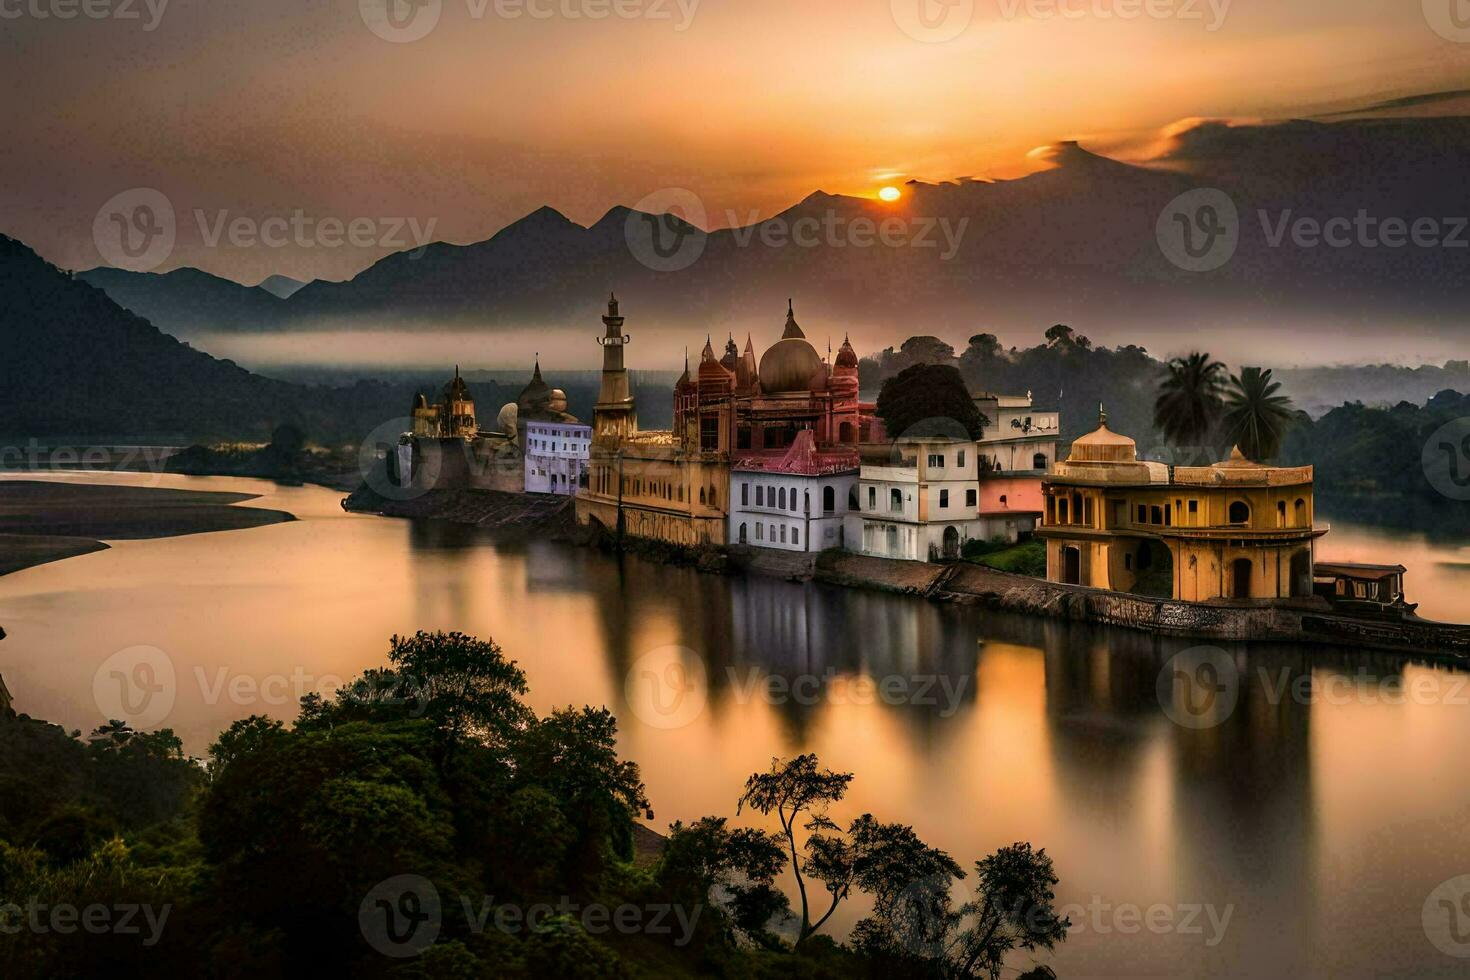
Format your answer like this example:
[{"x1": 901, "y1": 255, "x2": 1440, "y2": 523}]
[
  {"x1": 0, "y1": 480, "x2": 295, "y2": 577},
  {"x1": 342, "y1": 485, "x2": 1470, "y2": 660}
]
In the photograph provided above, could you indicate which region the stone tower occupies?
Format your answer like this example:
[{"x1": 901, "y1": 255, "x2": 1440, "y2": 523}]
[{"x1": 593, "y1": 292, "x2": 637, "y2": 442}]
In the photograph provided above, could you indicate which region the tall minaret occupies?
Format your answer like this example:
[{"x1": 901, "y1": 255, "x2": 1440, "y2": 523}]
[{"x1": 593, "y1": 292, "x2": 637, "y2": 441}]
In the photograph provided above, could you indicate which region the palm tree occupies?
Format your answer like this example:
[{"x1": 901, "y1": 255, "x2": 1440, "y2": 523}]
[
  {"x1": 1222, "y1": 367, "x2": 1297, "y2": 461},
  {"x1": 1154, "y1": 352, "x2": 1227, "y2": 460}
]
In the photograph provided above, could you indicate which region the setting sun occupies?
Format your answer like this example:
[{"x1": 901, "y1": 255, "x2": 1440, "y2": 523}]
[{"x1": 878, "y1": 186, "x2": 901, "y2": 202}]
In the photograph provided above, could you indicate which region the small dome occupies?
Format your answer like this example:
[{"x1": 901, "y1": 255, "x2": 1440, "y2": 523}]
[
  {"x1": 549, "y1": 388, "x2": 568, "y2": 413},
  {"x1": 835, "y1": 334, "x2": 858, "y2": 370},
  {"x1": 1067, "y1": 408, "x2": 1136, "y2": 463},
  {"x1": 758, "y1": 301, "x2": 823, "y2": 394},
  {"x1": 412, "y1": 393, "x2": 429, "y2": 410},
  {"x1": 497, "y1": 402, "x2": 519, "y2": 434},
  {"x1": 517, "y1": 360, "x2": 552, "y2": 414}
]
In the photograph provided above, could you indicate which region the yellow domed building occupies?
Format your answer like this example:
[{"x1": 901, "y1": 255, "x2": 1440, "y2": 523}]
[{"x1": 1038, "y1": 409, "x2": 1325, "y2": 602}]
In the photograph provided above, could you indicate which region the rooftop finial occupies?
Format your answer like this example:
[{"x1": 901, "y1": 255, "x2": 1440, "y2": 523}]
[
  {"x1": 1099, "y1": 401, "x2": 1107, "y2": 426},
  {"x1": 787, "y1": 297, "x2": 794, "y2": 317}
]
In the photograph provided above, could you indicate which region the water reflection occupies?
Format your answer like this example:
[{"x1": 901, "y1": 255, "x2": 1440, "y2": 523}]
[{"x1": 2, "y1": 475, "x2": 1469, "y2": 976}]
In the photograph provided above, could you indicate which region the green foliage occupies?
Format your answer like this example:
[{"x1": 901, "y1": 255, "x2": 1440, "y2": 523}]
[
  {"x1": 0, "y1": 639, "x2": 1068, "y2": 980},
  {"x1": 1154, "y1": 352, "x2": 1227, "y2": 458},
  {"x1": 1281, "y1": 389, "x2": 1470, "y2": 533},
  {"x1": 1222, "y1": 366, "x2": 1299, "y2": 461},
  {"x1": 656, "y1": 816, "x2": 790, "y2": 949},
  {"x1": 876, "y1": 364, "x2": 987, "y2": 441},
  {"x1": 963, "y1": 538, "x2": 1046, "y2": 578}
]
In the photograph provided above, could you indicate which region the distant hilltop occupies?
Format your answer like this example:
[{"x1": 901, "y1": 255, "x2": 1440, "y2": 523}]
[{"x1": 69, "y1": 113, "x2": 1470, "y2": 367}]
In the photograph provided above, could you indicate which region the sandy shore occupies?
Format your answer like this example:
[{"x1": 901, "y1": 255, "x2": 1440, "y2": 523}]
[{"x1": 0, "y1": 480, "x2": 295, "y2": 576}]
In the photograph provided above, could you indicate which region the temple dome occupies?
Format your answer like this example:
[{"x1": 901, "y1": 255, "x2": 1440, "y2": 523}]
[
  {"x1": 517, "y1": 360, "x2": 551, "y2": 412},
  {"x1": 1067, "y1": 409, "x2": 1137, "y2": 463},
  {"x1": 758, "y1": 301, "x2": 823, "y2": 394},
  {"x1": 834, "y1": 334, "x2": 858, "y2": 370}
]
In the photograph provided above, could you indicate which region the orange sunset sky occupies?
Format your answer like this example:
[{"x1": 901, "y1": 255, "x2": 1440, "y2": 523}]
[{"x1": 3, "y1": 0, "x2": 1470, "y2": 283}]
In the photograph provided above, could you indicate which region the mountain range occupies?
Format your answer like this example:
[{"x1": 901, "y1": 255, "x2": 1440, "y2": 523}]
[{"x1": 72, "y1": 114, "x2": 1470, "y2": 369}]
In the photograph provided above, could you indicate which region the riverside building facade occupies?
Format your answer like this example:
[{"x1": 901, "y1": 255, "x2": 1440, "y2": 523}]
[{"x1": 1038, "y1": 410, "x2": 1324, "y2": 601}]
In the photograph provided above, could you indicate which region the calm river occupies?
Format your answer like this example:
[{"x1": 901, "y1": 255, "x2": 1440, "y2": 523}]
[{"x1": 2, "y1": 472, "x2": 1470, "y2": 977}]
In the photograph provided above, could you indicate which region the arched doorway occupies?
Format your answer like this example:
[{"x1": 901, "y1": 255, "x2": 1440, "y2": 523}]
[
  {"x1": 1232, "y1": 558, "x2": 1253, "y2": 599},
  {"x1": 1132, "y1": 540, "x2": 1174, "y2": 598},
  {"x1": 1062, "y1": 547, "x2": 1082, "y2": 585},
  {"x1": 738, "y1": 523, "x2": 748, "y2": 544},
  {"x1": 942, "y1": 526, "x2": 960, "y2": 559}
]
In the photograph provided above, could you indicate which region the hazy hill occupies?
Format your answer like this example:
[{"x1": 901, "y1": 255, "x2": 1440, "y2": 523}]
[
  {"x1": 77, "y1": 265, "x2": 286, "y2": 334},
  {"x1": 0, "y1": 236, "x2": 411, "y2": 443},
  {"x1": 72, "y1": 116, "x2": 1470, "y2": 369}
]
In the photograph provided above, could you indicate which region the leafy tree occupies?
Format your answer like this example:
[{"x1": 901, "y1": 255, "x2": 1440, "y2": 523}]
[
  {"x1": 510, "y1": 706, "x2": 651, "y2": 893},
  {"x1": 1044, "y1": 324, "x2": 1091, "y2": 349},
  {"x1": 297, "y1": 632, "x2": 534, "y2": 751},
  {"x1": 806, "y1": 814, "x2": 963, "y2": 950},
  {"x1": 1223, "y1": 366, "x2": 1298, "y2": 461},
  {"x1": 947, "y1": 843, "x2": 1069, "y2": 980},
  {"x1": 876, "y1": 363, "x2": 988, "y2": 440},
  {"x1": 206, "y1": 714, "x2": 286, "y2": 781},
  {"x1": 656, "y1": 816, "x2": 790, "y2": 948},
  {"x1": 737, "y1": 754, "x2": 853, "y2": 946},
  {"x1": 1154, "y1": 352, "x2": 1227, "y2": 461}
]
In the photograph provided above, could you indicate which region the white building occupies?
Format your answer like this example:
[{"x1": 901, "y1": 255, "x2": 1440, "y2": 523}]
[
  {"x1": 973, "y1": 391, "x2": 1061, "y2": 475},
  {"x1": 524, "y1": 420, "x2": 591, "y2": 495},
  {"x1": 845, "y1": 434, "x2": 993, "y2": 561},
  {"x1": 729, "y1": 431, "x2": 859, "y2": 552}
]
